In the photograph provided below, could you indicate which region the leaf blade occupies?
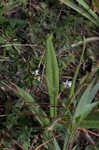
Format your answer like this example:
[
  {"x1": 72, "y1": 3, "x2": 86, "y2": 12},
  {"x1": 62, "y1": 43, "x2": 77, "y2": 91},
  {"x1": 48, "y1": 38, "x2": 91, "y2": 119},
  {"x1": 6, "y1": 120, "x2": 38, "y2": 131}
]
[
  {"x1": 46, "y1": 34, "x2": 59, "y2": 118},
  {"x1": 60, "y1": 0, "x2": 99, "y2": 26},
  {"x1": 73, "y1": 81, "x2": 99, "y2": 125},
  {"x1": 79, "y1": 111, "x2": 99, "y2": 128}
]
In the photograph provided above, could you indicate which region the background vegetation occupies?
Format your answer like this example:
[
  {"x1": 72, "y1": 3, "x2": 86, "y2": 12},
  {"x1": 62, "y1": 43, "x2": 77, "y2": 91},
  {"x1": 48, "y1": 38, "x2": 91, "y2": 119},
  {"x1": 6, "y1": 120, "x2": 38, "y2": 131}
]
[{"x1": 0, "y1": 0, "x2": 99, "y2": 150}]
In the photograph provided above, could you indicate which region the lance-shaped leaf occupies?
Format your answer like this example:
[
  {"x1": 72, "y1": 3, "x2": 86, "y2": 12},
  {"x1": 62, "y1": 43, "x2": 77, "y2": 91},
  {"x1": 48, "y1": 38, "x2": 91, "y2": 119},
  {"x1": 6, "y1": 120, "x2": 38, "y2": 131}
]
[
  {"x1": 60, "y1": 0, "x2": 99, "y2": 26},
  {"x1": 76, "y1": 0, "x2": 98, "y2": 20},
  {"x1": 73, "y1": 81, "x2": 99, "y2": 125},
  {"x1": 53, "y1": 138, "x2": 61, "y2": 150},
  {"x1": 79, "y1": 111, "x2": 99, "y2": 128},
  {"x1": 46, "y1": 34, "x2": 59, "y2": 118}
]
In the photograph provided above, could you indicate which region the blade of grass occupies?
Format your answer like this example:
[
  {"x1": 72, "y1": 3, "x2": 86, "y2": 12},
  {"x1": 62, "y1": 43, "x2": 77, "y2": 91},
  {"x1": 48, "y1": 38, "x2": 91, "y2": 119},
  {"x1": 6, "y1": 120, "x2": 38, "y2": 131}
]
[
  {"x1": 76, "y1": 0, "x2": 98, "y2": 20},
  {"x1": 60, "y1": 0, "x2": 99, "y2": 26}
]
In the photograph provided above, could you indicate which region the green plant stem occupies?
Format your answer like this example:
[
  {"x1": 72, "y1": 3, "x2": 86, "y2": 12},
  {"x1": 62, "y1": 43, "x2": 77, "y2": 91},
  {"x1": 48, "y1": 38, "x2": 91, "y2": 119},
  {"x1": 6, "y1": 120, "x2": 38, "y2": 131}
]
[
  {"x1": 69, "y1": 37, "x2": 86, "y2": 98},
  {"x1": 71, "y1": 60, "x2": 99, "y2": 101},
  {"x1": 63, "y1": 126, "x2": 76, "y2": 150}
]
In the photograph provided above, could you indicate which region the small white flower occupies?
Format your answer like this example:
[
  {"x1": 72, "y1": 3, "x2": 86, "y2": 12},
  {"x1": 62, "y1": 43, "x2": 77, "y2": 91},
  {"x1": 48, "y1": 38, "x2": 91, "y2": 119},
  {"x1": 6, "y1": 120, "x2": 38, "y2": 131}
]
[
  {"x1": 35, "y1": 70, "x2": 39, "y2": 75},
  {"x1": 32, "y1": 69, "x2": 39, "y2": 75},
  {"x1": 63, "y1": 80, "x2": 72, "y2": 88}
]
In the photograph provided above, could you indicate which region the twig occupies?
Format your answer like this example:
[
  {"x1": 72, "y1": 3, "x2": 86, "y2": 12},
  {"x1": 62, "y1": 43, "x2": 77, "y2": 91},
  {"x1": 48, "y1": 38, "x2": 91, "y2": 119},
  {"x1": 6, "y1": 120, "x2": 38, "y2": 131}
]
[
  {"x1": 71, "y1": 37, "x2": 99, "y2": 48},
  {"x1": 34, "y1": 133, "x2": 64, "y2": 150},
  {"x1": 13, "y1": 140, "x2": 25, "y2": 150},
  {"x1": 78, "y1": 127, "x2": 99, "y2": 137},
  {"x1": 57, "y1": 36, "x2": 99, "y2": 56}
]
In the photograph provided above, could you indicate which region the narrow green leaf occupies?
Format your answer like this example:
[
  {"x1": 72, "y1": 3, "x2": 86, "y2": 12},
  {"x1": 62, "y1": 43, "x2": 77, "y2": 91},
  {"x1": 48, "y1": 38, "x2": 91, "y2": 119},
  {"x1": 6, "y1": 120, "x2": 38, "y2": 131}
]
[
  {"x1": 53, "y1": 138, "x2": 61, "y2": 150},
  {"x1": 76, "y1": 81, "x2": 98, "y2": 109},
  {"x1": 73, "y1": 81, "x2": 99, "y2": 125},
  {"x1": 15, "y1": 85, "x2": 50, "y2": 127},
  {"x1": 60, "y1": 0, "x2": 99, "y2": 26},
  {"x1": 46, "y1": 34, "x2": 59, "y2": 118},
  {"x1": 72, "y1": 146, "x2": 78, "y2": 150},
  {"x1": 88, "y1": 81, "x2": 99, "y2": 103},
  {"x1": 79, "y1": 111, "x2": 99, "y2": 128},
  {"x1": 74, "y1": 102, "x2": 98, "y2": 125},
  {"x1": 76, "y1": 0, "x2": 98, "y2": 20}
]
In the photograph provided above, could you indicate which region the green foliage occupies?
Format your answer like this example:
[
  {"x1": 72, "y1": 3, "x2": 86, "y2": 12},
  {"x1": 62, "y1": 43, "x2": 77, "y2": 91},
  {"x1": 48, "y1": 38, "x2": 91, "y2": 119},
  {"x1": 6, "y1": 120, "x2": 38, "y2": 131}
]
[
  {"x1": 0, "y1": 0, "x2": 99, "y2": 149},
  {"x1": 60, "y1": 0, "x2": 99, "y2": 26},
  {"x1": 16, "y1": 85, "x2": 50, "y2": 127},
  {"x1": 53, "y1": 138, "x2": 61, "y2": 150},
  {"x1": 46, "y1": 34, "x2": 59, "y2": 118},
  {"x1": 85, "y1": 145, "x2": 99, "y2": 150},
  {"x1": 80, "y1": 111, "x2": 99, "y2": 128},
  {"x1": 73, "y1": 81, "x2": 99, "y2": 125},
  {"x1": 69, "y1": 37, "x2": 86, "y2": 98}
]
